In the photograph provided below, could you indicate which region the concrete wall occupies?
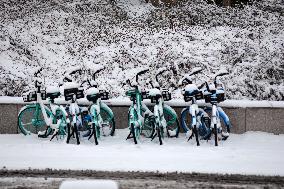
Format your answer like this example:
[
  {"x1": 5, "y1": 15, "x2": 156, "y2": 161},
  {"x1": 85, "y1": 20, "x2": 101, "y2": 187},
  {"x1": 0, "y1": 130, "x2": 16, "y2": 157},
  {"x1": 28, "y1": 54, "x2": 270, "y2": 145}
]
[{"x1": 0, "y1": 103, "x2": 283, "y2": 135}]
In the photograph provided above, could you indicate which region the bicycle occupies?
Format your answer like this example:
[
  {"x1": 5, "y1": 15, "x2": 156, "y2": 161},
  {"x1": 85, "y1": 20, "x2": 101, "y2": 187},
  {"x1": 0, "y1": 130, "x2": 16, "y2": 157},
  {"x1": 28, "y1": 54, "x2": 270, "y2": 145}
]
[
  {"x1": 148, "y1": 67, "x2": 180, "y2": 145},
  {"x1": 18, "y1": 68, "x2": 69, "y2": 140},
  {"x1": 203, "y1": 70, "x2": 232, "y2": 146},
  {"x1": 83, "y1": 66, "x2": 115, "y2": 145},
  {"x1": 62, "y1": 70, "x2": 85, "y2": 145},
  {"x1": 179, "y1": 67, "x2": 211, "y2": 146},
  {"x1": 125, "y1": 68, "x2": 155, "y2": 144}
]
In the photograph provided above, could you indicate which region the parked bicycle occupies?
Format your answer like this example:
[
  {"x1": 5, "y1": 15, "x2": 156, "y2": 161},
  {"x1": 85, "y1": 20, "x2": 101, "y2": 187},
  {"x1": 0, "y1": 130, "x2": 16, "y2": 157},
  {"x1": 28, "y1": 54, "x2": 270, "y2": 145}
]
[
  {"x1": 148, "y1": 67, "x2": 180, "y2": 145},
  {"x1": 125, "y1": 68, "x2": 155, "y2": 144},
  {"x1": 203, "y1": 70, "x2": 232, "y2": 146},
  {"x1": 84, "y1": 65, "x2": 115, "y2": 145},
  {"x1": 179, "y1": 67, "x2": 211, "y2": 146},
  {"x1": 62, "y1": 69, "x2": 85, "y2": 145},
  {"x1": 18, "y1": 68, "x2": 69, "y2": 141}
]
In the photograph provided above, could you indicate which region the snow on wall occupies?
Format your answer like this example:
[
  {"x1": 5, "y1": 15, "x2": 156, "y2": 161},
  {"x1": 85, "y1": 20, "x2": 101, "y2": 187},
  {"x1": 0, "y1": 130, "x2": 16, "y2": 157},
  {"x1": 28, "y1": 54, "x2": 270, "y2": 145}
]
[
  {"x1": 1, "y1": 96, "x2": 283, "y2": 108},
  {"x1": 0, "y1": 0, "x2": 283, "y2": 100}
]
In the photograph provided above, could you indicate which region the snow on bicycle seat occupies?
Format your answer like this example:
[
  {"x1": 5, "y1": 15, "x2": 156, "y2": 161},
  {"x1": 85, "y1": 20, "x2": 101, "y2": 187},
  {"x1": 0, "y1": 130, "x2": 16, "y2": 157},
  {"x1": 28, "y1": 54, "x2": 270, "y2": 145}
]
[
  {"x1": 148, "y1": 88, "x2": 161, "y2": 97},
  {"x1": 63, "y1": 82, "x2": 79, "y2": 91},
  {"x1": 86, "y1": 87, "x2": 100, "y2": 101},
  {"x1": 46, "y1": 86, "x2": 61, "y2": 99}
]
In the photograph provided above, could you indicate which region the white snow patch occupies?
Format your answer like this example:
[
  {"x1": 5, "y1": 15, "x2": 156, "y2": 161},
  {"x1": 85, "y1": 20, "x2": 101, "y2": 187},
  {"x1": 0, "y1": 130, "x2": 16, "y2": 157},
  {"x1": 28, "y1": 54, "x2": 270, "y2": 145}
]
[
  {"x1": 60, "y1": 180, "x2": 118, "y2": 189},
  {"x1": 0, "y1": 130, "x2": 284, "y2": 176},
  {"x1": 116, "y1": 0, "x2": 154, "y2": 18}
]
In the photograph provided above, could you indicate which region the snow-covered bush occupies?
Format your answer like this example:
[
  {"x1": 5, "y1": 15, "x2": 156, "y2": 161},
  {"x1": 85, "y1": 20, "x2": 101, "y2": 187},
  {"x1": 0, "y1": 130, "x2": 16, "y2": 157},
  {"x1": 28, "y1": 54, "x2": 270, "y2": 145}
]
[{"x1": 0, "y1": 0, "x2": 283, "y2": 100}]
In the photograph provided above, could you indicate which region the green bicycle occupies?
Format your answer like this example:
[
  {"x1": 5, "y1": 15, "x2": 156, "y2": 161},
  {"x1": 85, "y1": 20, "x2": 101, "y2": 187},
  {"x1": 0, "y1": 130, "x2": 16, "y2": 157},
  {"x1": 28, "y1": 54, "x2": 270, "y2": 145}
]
[
  {"x1": 18, "y1": 68, "x2": 69, "y2": 140},
  {"x1": 125, "y1": 68, "x2": 155, "y2": 144}
]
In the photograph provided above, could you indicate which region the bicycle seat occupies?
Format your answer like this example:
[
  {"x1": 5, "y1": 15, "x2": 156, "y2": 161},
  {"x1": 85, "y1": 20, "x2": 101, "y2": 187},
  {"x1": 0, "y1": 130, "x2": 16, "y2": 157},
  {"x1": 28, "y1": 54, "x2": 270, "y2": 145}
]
[
  {"x1": 86, "y1": 87, "x2": 100, "y2": 102},
  {"x1": 46, "y1": 86, "x2": 61, "y2": 99}
]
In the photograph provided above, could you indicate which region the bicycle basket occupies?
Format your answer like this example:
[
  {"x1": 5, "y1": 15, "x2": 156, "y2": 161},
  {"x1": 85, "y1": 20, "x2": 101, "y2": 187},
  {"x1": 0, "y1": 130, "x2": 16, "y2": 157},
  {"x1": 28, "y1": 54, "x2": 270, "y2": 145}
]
[
  {"x1": 99, "y1": 90, "x2": 109, "y2": 100},
  {"x1": 76, "y1": 88, "x2": 84, "y2": 99},
  {"x1": 142, "y1": 90, "x2": 149, "y2": 100},
  {"x1": 161, "y1": 89, "x2": 171, "y2": 101},
  {"x1": 23, "y1": 91, "x2": 36, "y2": 102},
  {"x1": 204, "y1": 92, "x2": 211, "y2": 103},
  {"x1": 216, "y1": 90, "x2": 225, "y2": 102},
  {"x1": 151, "y1": 96, "x2": 160, "y2": 104},
  {"x1": 183, "y1": 94, "x2": 193, "y2": 102},
  {"x1": 195, "y1": 90, "x2": 203, "y2": 100},
  {"x1": 64, "y1": 88, "x2": 78, "y2": 101}
]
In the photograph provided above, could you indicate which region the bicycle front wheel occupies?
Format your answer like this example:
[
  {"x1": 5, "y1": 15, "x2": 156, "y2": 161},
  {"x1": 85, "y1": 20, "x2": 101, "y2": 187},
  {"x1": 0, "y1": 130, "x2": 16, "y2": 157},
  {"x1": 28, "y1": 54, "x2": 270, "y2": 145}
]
[
  {"x1": 100, "y1": 104, "x2": 115, "y2": 136},
  {"x1": 18, "y1": 105, "x2": 51, "y2": 136}
]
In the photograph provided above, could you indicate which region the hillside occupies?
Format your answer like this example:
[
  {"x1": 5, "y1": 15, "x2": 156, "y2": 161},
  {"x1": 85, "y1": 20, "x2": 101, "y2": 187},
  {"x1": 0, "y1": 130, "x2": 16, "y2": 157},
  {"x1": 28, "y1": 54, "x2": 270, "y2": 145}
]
[{"x1": 0, "y1": 0, "x2": 283, "y2": 100}]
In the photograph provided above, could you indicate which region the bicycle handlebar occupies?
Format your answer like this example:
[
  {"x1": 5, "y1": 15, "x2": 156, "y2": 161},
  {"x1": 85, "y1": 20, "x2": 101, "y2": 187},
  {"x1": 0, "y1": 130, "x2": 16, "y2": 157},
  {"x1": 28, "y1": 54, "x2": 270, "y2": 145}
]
[
  {"x1": 178, "y1": 67, "x2": 203, "y2": 86},
  {"x1": 155, "y1": 67, "x2": 167, "y2": 83},
  {"x1": 135, "y1": 68, "x2": 149, "y2": 82}
]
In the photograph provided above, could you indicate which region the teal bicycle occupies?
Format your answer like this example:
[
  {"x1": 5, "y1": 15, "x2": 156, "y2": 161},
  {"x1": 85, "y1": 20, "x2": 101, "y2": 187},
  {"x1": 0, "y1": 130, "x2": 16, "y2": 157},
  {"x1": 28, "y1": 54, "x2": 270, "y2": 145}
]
[
  {"x1": 18, "y1": 68, "x2": 69, "y2": 140},
  {"x1": 148, "y1": 67, "x2": 180, "y2": 145},
  {"x1": 83, "y1": 66, "x2": 116, "y2": 145},
  {"x1": 125, "y1": 68, "x2": 155, "y2": 144}
]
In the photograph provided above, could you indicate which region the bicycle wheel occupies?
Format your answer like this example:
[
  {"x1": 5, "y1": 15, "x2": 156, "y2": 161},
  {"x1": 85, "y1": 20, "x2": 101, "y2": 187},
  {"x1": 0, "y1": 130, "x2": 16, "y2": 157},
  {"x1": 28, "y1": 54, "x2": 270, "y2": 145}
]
[
  {"x1": 100, "y1": 106, "x2": 115, "y2": 136},
  {"x1": 18, "y1": 105, "x2": 52, "y2": 136},
  {"x1": 142, "y1": 115, "x2": 155, "y2": 138},
  {"x1": 163, "y1": 105, "x2": 180, "y2": 137}
]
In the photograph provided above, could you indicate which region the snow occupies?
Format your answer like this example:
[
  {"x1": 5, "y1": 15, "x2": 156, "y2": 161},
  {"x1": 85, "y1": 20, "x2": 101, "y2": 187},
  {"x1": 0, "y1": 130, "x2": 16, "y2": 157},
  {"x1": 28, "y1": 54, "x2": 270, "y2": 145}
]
[
  {"x1": 60, "y1": 180, "x2": 118, "y2": 189},
  {"x1": 0, "y1": 0, "x2": 283, "y2": 100},
  {"x1": 46, "y1": 86, "x2": 60, "y2": 94},
  {"x1": 148, "y1": 88, "x2": 161, "y2": 96},
  {"x1": 184, "y1": 84, "x2": 198, "y2": 93},
  {"x1": 0, "y1": 130, "x2": 284, "y2": 176},
  {"x1": 86, "y1": 87, "x2": 100, "y2": 96},
  {"x1": 63, "y1": 82, "x2": 79, "y2": 90}
]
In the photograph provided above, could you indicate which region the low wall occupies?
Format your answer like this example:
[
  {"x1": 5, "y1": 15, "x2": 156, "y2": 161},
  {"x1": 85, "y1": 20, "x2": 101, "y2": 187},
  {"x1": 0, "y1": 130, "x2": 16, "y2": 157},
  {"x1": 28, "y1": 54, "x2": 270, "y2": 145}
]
[{"x1": 0, "y1": 101, "x2": 283, "y2": 135}]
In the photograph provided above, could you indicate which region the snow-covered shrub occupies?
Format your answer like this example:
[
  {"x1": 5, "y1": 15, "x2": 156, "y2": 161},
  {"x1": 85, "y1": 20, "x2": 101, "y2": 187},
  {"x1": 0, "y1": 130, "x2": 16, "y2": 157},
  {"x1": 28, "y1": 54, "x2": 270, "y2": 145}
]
[{"x1": 0, "y1": 0, "x2": 283, "y2": 100}]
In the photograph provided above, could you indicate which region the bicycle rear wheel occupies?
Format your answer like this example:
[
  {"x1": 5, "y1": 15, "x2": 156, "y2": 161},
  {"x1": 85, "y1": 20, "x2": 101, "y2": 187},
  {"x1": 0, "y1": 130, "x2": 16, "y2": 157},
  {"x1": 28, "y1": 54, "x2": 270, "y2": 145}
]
[
  {"x1": 163, "y1": 106, "x2": 180, "y2": 137},
  {"x1": 142, "y1": 115, "x2": 155, "y2": 138},
  {"x1": 18, "y1": 105, "x2": 51, "y2": 136}
]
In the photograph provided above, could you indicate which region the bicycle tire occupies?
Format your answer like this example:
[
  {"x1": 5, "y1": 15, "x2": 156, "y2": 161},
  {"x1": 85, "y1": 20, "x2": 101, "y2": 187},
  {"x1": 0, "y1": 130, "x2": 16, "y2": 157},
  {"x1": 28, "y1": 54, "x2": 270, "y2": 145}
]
[{"x1": 18, "y1": 106, "x2": 52, "y2": 136}]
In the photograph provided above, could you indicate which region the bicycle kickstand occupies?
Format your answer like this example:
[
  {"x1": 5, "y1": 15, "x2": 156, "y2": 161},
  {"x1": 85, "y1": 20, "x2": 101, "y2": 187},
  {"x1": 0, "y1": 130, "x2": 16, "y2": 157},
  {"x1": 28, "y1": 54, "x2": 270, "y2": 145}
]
[{"x1": 187, "y1": 131, "x2": 194, "y2": 141}]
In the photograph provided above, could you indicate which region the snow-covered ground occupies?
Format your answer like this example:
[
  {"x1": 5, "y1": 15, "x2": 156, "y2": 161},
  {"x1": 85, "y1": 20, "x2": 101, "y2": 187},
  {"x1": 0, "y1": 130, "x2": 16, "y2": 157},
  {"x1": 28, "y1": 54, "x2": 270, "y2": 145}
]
[{"x1": 0, "y1": 129, "x2": 284, "y2": 176}]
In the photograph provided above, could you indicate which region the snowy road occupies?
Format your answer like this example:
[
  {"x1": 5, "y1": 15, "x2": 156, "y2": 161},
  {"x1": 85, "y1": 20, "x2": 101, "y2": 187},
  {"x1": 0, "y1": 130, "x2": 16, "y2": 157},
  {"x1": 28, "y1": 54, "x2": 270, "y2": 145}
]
[{"x1": 0, "y1": 129, "x2": 284, "y2": 176}]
